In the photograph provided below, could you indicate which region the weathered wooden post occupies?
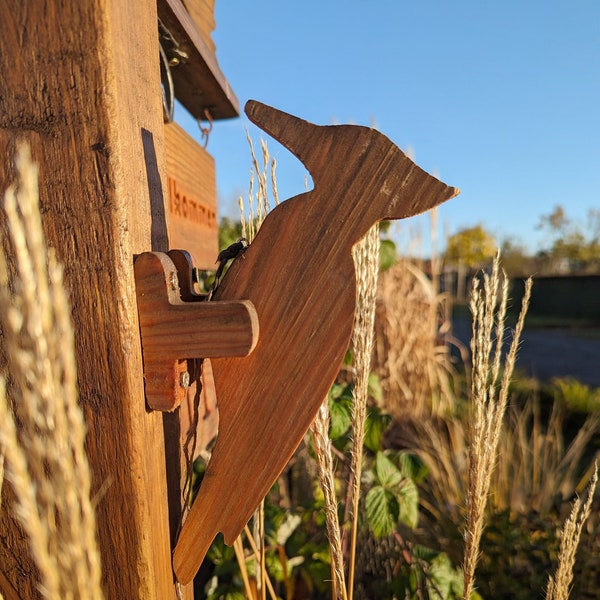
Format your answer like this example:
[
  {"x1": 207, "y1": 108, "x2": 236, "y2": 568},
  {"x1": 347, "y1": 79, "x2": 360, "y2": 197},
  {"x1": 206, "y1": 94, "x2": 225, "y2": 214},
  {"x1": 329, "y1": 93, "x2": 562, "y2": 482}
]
[
  {"x1": 1, "y1": 1, "x2": 460, "y2": 597},
  {"x1": 0, "y1": 1, "x2": 237, "y2": 597}
]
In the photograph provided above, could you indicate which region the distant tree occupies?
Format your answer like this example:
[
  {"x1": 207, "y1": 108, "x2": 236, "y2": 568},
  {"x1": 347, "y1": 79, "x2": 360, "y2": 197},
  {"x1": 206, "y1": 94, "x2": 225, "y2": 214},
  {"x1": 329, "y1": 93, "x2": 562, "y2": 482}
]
[
  {"x1": 537, "y1": 204, "x2": 570, "y2": 233},
  {"x1": 587, "y1": 208, "x2": 600, "y2": 240},
  {"x1": 536, "y1": 204, "x2": 600, "y2": 273},
  {"x1": 445, "y1": 225, "x2": 496, "y2": 268},
  {"x1": 500, "y1": 239, "x2": 536, "y2": 277}
]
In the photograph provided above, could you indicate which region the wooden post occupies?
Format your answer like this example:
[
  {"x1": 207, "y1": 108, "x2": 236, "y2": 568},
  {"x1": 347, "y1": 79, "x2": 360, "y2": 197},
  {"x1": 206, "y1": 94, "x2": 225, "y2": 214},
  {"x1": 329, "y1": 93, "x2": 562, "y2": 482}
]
[{"x1": 0, "y1": 1, "x2": 189, "y2": 597}]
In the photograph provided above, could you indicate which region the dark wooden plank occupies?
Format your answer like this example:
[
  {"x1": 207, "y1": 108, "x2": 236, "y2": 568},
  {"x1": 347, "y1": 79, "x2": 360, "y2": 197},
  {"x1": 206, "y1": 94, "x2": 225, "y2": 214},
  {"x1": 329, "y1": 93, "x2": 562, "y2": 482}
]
[
  {"x1": 158, "y1": 0, "x2": 240, "y2": 120},
  {"x1": 173, "y1": 101, "x2": 460, "y2": 583}
]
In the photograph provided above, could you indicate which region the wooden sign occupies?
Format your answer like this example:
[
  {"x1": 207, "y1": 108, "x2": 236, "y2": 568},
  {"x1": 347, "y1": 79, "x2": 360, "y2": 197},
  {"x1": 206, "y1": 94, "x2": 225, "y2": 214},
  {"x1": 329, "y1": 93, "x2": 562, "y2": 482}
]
[
  {"x1": 172, "y1": 100, "x2": 460, "y2": 583},
  {"x1": 164, "y1": 122, "x2": 218, "y2": 270}
]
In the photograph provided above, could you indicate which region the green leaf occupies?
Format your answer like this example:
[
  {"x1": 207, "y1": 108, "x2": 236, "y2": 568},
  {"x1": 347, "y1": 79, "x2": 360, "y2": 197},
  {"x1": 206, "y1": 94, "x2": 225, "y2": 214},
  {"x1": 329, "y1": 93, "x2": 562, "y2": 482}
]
[
  {"x1": 426, "y1": 552, "x2": 464, "y2": 600},
  {"x1": 306, "y1": 560, "x2": 332, "y2": 594},
  {"x1": 343, "y1": 348, "x2": 353, "y2": 365},
  {"x1": 397, "y1": 477, "x2": 419, "y2": 529},
  {"x1": 408, "y1": 568, "x2": 420, "y2": 593},
  {"x1": 265, "y1": 551, "x2": 283, "y2": 582},
  {"x1": 393, "y1": 450, "x2": 429, "y2": 482},
  {"x1": 328, "y1": 386, "x2": 353, "y2": 439},
  {"x1": 412, "y1": 544, "x2": 439, "y2": 561},
  {"x1": 365, "y1": 485, "x2": 399, "y2": 537},
  {"x1": 328, "y1": 382, "x2": 346, "y2": 401},
  {"x1": 364, "y1": 406, "x2": 392, "y2": 452},
  {"x1": 375, "y1": 451, "x2": 403, "y2": 488},
  {"x1": 380, "y1": 238, "x2": 397, "y2": 270},
  {"x1": 223, "y1": 592, "x2": 246, "y2": 600},
  {"x1": 206, "y1": 535, "x2": 235, "y2": 567},
  {"x1": 372, "y1": 452, "x2": 420, "y2": 529},
  {"x1": 265, "y1": 551, "x2": 305, "y2": 583},
  {"x1": 408, "y1": 547, "x2": 465, "y2": 599}
]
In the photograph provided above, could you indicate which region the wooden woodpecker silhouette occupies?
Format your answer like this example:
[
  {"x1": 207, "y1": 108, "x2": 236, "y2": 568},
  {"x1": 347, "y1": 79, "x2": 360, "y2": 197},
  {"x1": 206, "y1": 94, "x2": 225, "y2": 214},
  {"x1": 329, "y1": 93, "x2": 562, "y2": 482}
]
[{"x1": 173, "y1": 100, "x2": 459, "y2": 583}]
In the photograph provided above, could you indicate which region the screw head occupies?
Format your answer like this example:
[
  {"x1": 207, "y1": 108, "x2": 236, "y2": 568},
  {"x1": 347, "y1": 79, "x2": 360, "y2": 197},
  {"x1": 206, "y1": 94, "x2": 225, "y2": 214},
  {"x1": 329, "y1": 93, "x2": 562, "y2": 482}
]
[{"x1": 179, "y1": 371, "x2": 190, "y2": 389}]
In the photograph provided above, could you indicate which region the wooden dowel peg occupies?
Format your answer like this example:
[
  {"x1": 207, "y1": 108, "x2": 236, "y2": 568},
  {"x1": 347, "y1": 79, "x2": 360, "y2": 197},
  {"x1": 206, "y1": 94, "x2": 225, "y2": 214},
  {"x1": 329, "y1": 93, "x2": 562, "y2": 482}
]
[{"x1": 134, "y1": 251, "x2": 259, "y2": 411}]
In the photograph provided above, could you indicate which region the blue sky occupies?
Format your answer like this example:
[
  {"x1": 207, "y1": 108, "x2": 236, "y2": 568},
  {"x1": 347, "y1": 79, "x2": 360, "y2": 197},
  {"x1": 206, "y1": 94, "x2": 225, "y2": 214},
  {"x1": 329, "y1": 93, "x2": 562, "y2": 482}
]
[{"x1": 177, "y1": 1, "x2": 600, "y2": 255}]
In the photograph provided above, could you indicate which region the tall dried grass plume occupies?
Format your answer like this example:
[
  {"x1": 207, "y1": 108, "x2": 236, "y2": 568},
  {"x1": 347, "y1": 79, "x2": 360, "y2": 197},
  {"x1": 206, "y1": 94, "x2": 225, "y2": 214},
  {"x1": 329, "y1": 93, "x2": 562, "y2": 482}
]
[
  {"x1": 546, "y1": 463, "x2": 598, "y2": 600},
  {"x1": 462, "y1": 255, "x2": 532, "y2": 599},
  {"x1": 347, "y1": 223, "x2": 380, "y2": 598},
  {"x1": 0, "y1": 144, "x2": 103, "y2": 599}
]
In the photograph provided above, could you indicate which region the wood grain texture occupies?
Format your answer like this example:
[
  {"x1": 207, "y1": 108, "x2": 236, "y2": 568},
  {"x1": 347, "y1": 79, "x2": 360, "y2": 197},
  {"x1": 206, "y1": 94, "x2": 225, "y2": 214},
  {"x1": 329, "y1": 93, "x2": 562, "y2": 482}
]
[
  {"x1": 182, "y1": 0, "x2": 216, "y2": 54},
  {"x1": 166, "y1": 250, "x2": 219, "y2": 453},
  {"x1": 173, "y1": 101, "x2": 460, "y2": 583},
  {"x1": 134, "y1": 251, "x2": 258, "y2": 410},
  {"x1": 0, "y1": 1, "x2": 190, "y2": 598},
  {"x1": 165, "y1": 122, "x2": 218, "y2": 269}
]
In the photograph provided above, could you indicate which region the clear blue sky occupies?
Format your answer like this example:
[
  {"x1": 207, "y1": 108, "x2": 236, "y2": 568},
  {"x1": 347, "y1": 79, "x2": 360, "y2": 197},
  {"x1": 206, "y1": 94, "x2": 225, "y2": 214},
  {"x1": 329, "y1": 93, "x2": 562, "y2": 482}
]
[{"x1": 177, "y1": 1, "x2": 600, "y2": 255}]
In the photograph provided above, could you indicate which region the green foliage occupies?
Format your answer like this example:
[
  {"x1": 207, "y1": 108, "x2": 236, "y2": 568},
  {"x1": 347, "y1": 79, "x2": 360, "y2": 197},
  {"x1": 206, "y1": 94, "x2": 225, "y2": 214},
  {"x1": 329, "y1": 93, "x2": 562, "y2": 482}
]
[
  {"x1": 365, "y1": 452, "x2": 419, "y2": 536},
  {"x1": 551, "y1": 376, "x2": 600, "y2": 413},
  {"x1": 218, "y1": 217, "x2": 243, "y2": 249},
  {"x1": 327, "y1": 383, "x2": 354, "y2": 442},
  {"x1": 413, "y1": 546, "x2": 465, "y2": 600},
  {"x1": 199, "y1": 372, "x2": 464, "y2": 599},
  {"x1": 262, "y1": 503, "x2": 332, "y2": 597},
  {"x1": 377, "y1": 220, "x2": 397, "y2": 270},
  {"x1": 203, "y1": 537, "x2": 247, "y2": 600},
  {"x1": 445, "y1": 224, "x2": 496, "y2": 268},
  {"x1": 200, "y1": 500, "x2": 333, "y2": 599},
  {"x1": 356, "y1": 536, "x2": 468, "y2": 600},
  {"x1": 363, "y1": 405, "x2": 392, "y2": 452},
  {"x1": 328, "y1": 380, "x2": 421, "y2": 538},
  {"x1": 379, "y1": 238, "x2": 397, "y2": 271},
  {"x1": 536, "y1": 204, "x2": 600, "y2": 272},
  {"x1": 475, "y1": 509, "x2": 559, "y2": 600},
  {"x1": 365, "y1": 485, "x2": 400, "y2": 538}
]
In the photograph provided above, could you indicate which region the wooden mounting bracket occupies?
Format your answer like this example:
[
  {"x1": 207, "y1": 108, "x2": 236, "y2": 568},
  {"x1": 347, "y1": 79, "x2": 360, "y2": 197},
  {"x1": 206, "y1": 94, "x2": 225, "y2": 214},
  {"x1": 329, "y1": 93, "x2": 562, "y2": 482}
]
[{"x1": 134, "y1": 250, "x2": 259, "y2": 411}]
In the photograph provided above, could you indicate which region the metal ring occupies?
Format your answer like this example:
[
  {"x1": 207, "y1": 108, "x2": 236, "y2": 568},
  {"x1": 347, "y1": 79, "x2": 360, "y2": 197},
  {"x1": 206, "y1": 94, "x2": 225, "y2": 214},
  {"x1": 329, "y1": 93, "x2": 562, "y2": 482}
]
[{"x1": 198, "y1": 108, "x2": 213, "y2": 148}]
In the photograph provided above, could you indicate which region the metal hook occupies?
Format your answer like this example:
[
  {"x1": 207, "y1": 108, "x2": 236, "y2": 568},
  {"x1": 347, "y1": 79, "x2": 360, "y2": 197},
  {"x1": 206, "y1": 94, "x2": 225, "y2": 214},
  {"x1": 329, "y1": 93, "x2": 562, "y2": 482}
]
[{"x1": 198, "y1": 108, "x2": 213, "y2": 148}]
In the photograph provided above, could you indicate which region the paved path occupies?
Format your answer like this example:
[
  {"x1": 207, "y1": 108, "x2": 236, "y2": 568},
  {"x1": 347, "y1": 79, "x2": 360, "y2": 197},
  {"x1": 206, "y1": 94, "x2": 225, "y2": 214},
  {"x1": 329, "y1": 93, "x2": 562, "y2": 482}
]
[{"x1": 452, "y1": 318, "x2": 600, "y2": 388}]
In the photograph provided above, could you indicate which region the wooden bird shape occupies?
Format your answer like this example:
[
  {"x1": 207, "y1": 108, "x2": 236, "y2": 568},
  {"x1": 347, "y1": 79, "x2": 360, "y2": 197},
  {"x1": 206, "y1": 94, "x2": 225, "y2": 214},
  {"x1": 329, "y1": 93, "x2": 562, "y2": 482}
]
[{"x1": 173, "y1": 100, "x2": 459, "y2": 583}]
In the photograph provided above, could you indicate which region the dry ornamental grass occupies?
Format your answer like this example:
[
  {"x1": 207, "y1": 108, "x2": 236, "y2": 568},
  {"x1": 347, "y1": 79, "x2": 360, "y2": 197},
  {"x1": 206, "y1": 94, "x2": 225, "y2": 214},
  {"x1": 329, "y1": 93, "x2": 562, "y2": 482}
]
[
  {"x1": 0, "y1": 145, "x2": 103, "y2": 599},
  {"x1": 205, "y1": 135, "x2": 599, "y2": 600},
  {"x1": 375, "y1": 257, "x2": 457, "y2": 419}
]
